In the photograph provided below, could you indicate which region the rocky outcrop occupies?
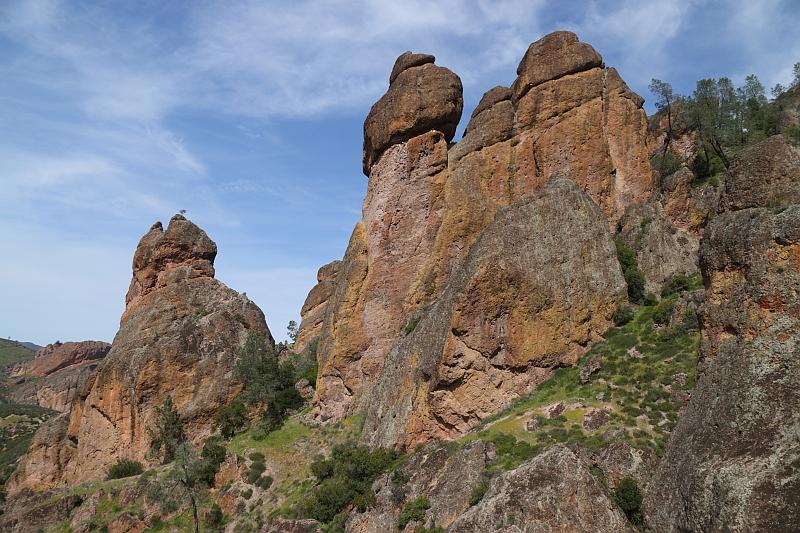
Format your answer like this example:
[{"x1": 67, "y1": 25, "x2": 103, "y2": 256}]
[
  {"x1": 361, "y1": 178, "x2": 626, "y2": 448},
  {"x1": 8, "y1": 215, "x2": 271, "y2": 493},
  {"x1": 617, "y1": 202, "x2": 699, "y2": 294},
  {"x1": 311, "y1": 31, "x2": 653, "y2": 428},
  {"x1": 644, "y1": 135, "x2": 800, "y2": 531},
  {"x1": 362, "y1": 53, "x2": 463, "y2": 174},
  {"x1": 346, "y1": 442, "x2": 633, "y2": 533},
  {"x1": 294, "y1": 260, "x2": 341, "y2": 353},
  {"x1": 9, "y1": 341, "x2": 110, "y2": 379},
  {"x1": 659, "y1": 167, "x2": 720, "y2": 234},
  {"x1": 123, "y1": 216, "x2": 216, "y2": 322},
  {"x1": 346, "y1": 441, "x2": 493, "y2": 532},
  {"x1": 7, "y1": 341, "x2": 111, "y2": 412},
  {"x1": 719, "y1": 134, "x2": 800, "y2": 211},
  {"x1": 449, "y1": 446, "x2": 635, "y2": 532}
]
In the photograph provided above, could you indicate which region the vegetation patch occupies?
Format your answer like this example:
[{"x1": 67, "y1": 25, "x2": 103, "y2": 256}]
[{"x1": 463, "y1": 300, "x2": 700, "y2": 464}]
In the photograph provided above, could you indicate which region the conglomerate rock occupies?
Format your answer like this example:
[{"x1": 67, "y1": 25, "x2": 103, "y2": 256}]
[
  {"x1": 8, "y1": 215, "x2": 271, "y2": 493},
  {"x1": 361, "y1": 178, "x2": 626, "y2": 448},
  {"x1": 644, "y1": 136, "x2": 800, "y2": 531}
]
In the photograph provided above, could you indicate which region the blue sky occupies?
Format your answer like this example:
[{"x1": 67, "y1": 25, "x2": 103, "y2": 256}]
[{"x1": 1, "y1": 0, "x2": 798, "y2": 345}]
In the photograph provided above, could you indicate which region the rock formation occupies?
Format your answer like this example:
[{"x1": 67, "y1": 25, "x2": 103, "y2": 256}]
[
  {"x1": 344, "y1": 442, "x2": 633, "y2": 533},
  {"x1": 8, "y1": 215, "x2": 271, "y2": 493},
  {"x1": 7, "y1": 341, "x2": 110, "y2": 412},
  {"x1": 644, "y1": 135, "x2": 800, "y2": 531},
  {"x1": 294, "y1": 260, "x2": 340, "y2": 354},
  {"x1": 311, "y1": 32, "x2": 654, "y2": 430},
  {"x1": 361, "y1": 178, "x2": 626, "y2": 448}
]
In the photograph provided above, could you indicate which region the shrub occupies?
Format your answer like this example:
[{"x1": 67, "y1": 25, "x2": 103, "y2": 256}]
[
  {"x1": 215, "y1": 400, "x2": 248, "y2": 439},
  {"x1": 652, "y1": 299, "x2": 675, "y2": 325},
  {"x1": 298, "y1": 442, "x2": 398, "y2": 524},
  {"x1": 398, "y1": 496, "x2": 431, "y2": 530},
  {"x1": 191, "y1": 437, "x2": 227, "y2": 486},
  {"x1": 468, "y1": 478, "x2": 490, "y2": 506},
  {"x1": 642, "y1": 292, "x2": 659, "y2": 307},
  {"x1": 487, "y1": 433, "x2": 538, "y2": 469},
  {"x1": 106, "y1": 458, "x2": 144, "y2": 480},
  {"x1": 147, "y1": 395, "x2": 186, "y2": 464},
  {"x1": 241, "y1": 488, "x2": 253, "y2": 500},
  {"x1": 205, "y1": 503, "x2": 225, "y2": 531},
  {"x1": 615, "y1": 240, "x2": 645, "y2": 304},
  {"x1": 255, "y1": 475, "x2": 273, "y2": 490},
  {"x1": 234, "y1": 332, "x2": 303, "y2": 435},
  {"x1": 651, "y1": 151, "x2": 682, "y2": 181},
  {"x1": 661, "y1": 273, "x2": 698, "y2": 297},
  {"x1": 612, "y1": 477, "x2": 642, "y2": 525},
  {"x1": 612, "y1": 306, "x2": 635, "y2": 327},
  {"x1": 403, "y1": 317, "x2": 420, "y2": 335},
  {"x1": 784, "y1": 123, "x2": 800, "y2": 146}
]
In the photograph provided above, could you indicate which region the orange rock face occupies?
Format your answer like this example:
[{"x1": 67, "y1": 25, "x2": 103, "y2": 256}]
[
  {"x1": 310, "y1": 32, "x2": 654, "y2": 438},
  {"x1": 294, "y1": 260, "x2": 341, "y2": 354},
  {"x1": 8, "y1": 215, "x2": 271, "y2": 493}
]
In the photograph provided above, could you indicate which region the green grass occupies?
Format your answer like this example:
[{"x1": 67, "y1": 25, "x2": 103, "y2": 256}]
[
  {"x1": 0, "y1": 338, "x2": 36, "y2": 368},
  {"x1": 0, "y1": 401, "x2": 56, "y2": 488},
  {"x1": 462, "y1": 303, "x2": 699, "y2": 463}
]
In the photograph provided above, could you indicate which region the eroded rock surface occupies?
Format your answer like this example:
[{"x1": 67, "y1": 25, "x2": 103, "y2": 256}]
[
  {"x1": 8, "y1": 215, "x2": 271, "y2": 493},
  {"x1": 7, "y1": 341, "x2": 110, "y2": 412},
  {"x1": 617, "y1": 202, "x2": 699, "y2": 294},
  {"x1": 449, "y1": 446, "x2": 635, "y2": 533},
  {"x1": 644, "y1": 136, "x2": 800, "y2": 532},
  {"x1": 295, "y1": 260, "x2": 341, "y2": 353},
  {"x1": 361, "y1": 178, "x2": 626, "y2": 448}
]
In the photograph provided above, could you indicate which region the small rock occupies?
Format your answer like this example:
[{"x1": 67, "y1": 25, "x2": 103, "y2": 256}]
[
  {"x1": 579, "y1": 356, "x2": 602, "y2": 384},
  {"x1": 544, "y1": 401, "x2": 566, "y2": 418},
  {"x1": 295, "y1": 379, "x2": 314, "y2": 400},
  {"x1": 596, "y1": 392, "x2": 605, "y2": 401},
  {"x1": 583, "y1": 408, "x2": 610, "y2": 431},
  {"x1": 525, "y1": 417, "x2": 542, "y2": 431}
]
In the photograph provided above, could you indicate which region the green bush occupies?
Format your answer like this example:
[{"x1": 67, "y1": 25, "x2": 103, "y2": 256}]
[
  {"x1": 241, "y1": 488, "x2": 253, "y2": 499},
  {"x1": 215, "y1": 400, "x2": 248, "y2": 439},
  {"x1": 106, "y1": 458, "x2": 144, "y2": 480},
  {"x1": 612, "y1": 306, "x2": 635, "y2": 326},
  {"x1": 612, "y1": 477, "x2": 642, "y2": 525},
  {"x1": 398, "y1": 496, "x2": 431, "y2": 530},
  {"x1": 205, "y1": 503, "x2": 225, "y2": 531},
  {"x1": 786, "y1": 123, "x2": 800, "y2": 146},
  {"x1": 468, "y1": 478, "x2": 490, "y2": 506},
  {"x1": 661, "y1": 273, "x2": 700, "y2": 297},
  {"x1": 651, "y1": 151, "x2": 682, "y2": 181},
  {"x1": 403, "y1": 317, "x2": 420, "y2": 335},
  {"x1": 234, "y1": 332, "x2": 303, "y2": 436},
  {"x1": 643, "y1": 292, "x2": 659, "y2": 306},
  {"x1": 255, "y1": 475, "x2": 273, "y2": 490},
  {"x1": 652, "y1": 299, "x2": 675, "y2": 325},
  {"x1": 487, "y1": 433, "x2": 538, "y2": 469},
  {"x1": 298, "y1": 442, "x2": 398, "y2": 524},
  {"x1": 615, "y1": 240, "x2": 645, "y2": 303},
  {"x1": 147, "y1": 395, "x2": 186, "y2": 464}
]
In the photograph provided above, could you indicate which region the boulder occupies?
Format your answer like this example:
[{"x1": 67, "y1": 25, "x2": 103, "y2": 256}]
[
  {"x1": 362, "y1": 53, "x2": 463, "y2": 174},
  {"x1": 294, "y1": 260, "x2": 341, "y2": 353},
  {"x1": 617, "y1": 202, "x2": 699, "y2": 294},
  {"x1": 511, "y1": 31, "x2": 603, "y2": 100},
  {"x1": 9, "y1": 341, "x2": 110, "y2": 378}
]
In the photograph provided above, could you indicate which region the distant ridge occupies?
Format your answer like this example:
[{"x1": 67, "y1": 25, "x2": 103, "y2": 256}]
[{"x1": 0, "y1": 339, "x2": 36, "y2": 368}]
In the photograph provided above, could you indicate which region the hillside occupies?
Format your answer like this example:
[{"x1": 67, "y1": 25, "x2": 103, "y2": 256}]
[{"x1": 0, "y1": 339, "x2": 36, "y2": 368}]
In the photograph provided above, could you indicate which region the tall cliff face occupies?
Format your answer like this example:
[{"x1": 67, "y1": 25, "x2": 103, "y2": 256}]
[
  {"x1": 310, "y1": 31, "x2": 653, "y2": 437},
  {"x1": 8, "y1": 215, "x2": 271, "y2": 493},
  {"x1": 361, "y1": 178, "x2": 626, "y2": 448},
  {"x1": 644, "y1": 135, "x2": 800, "y2": 531}
]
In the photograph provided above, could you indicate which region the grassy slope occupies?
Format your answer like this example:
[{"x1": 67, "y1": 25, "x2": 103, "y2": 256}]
[
  {"x1": 0, "y1": 338, "x2": 36, "y2": 368},
  {"x1": 461, "y1": 302, "x2": 699, "y2": 468},
  {"x1": 0, "y1": 402, "x2": 56, "y2": 488}
]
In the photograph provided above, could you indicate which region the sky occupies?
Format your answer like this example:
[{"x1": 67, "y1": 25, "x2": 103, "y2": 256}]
[{"x1": 1, "y1": 0, "x2": 798, "y2": 345}]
